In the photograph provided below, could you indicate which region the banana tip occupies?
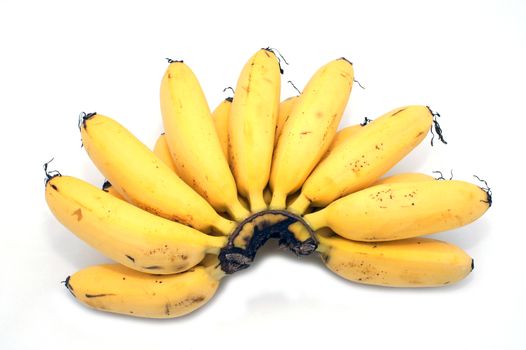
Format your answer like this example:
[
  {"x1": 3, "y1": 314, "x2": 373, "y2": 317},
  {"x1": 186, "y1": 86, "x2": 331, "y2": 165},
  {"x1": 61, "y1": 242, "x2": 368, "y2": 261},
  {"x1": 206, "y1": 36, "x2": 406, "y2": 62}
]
[
  {"x1": 78, "y1": 112, "x2": 97, "y2": 130},
  {"x1": 165, "y1": 58, "x2": 183, "y2": 64},
  {"x1": 471, "y1": 259, "x2": 475, "y2": 271},
  {"x1": 338, "y1": 57, "x2": 353, "y2": 65}
]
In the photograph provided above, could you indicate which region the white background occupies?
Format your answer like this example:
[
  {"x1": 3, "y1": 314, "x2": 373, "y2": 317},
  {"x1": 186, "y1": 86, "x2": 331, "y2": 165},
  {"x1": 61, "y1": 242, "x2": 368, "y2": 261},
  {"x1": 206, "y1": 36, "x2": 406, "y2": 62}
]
[{"x1": 1, "y1": 0, "x2": 525, "y2": 349}]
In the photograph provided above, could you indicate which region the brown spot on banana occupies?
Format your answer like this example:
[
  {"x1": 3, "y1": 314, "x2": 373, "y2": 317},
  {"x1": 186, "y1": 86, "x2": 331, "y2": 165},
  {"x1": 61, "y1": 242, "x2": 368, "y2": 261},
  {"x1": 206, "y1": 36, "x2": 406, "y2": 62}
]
[
  {"x1": 72, "y1": 208, "x2": 82, "y2": 221},
  {"x1": 85, "y1": 293, "x2": 115, "y2": 298}
]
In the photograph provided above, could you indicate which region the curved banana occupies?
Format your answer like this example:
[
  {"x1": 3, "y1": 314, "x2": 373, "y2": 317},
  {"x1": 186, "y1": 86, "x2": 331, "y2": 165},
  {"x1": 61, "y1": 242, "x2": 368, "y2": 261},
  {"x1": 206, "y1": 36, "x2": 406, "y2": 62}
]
[
  {"x1": 269, "y1": 58, "x2": 354, "y2": 209},
  {"x1": 316, "y1": 229, "x2": 473, "y2": 287},
  {"x1": 229, "y1": 49, "x2": 281, "y2": 212},
  {"x1": 102, "y1": 180, "x2": 126, "y2": 201},
  {"x1": 45, "y1": 175, "x2": 227, "y2": 274},
  {"x1": 212, "y1": 97, "x2": 232, "y2": 159},
  {"x1": 292, "y1": 180, "x2": 490, "y2": 242},
  {"x1": 160, "y1": 61, "x2": 249, "y2": 221},
  {"x1": 153, "y1": 133, "x2": 177, "y2": 172},
  {"x1": 274, "y1": 96, "x2": 298, "y2": 146},
  {"x1": 65, "y1": 260, "x2": 223, "y2": 318},
  {"x1": 80, "y1": 113, "x2": 234, "y2": 235},
  {"x1": 289, "y1": 105, "x2": 433, "y2": 214}
]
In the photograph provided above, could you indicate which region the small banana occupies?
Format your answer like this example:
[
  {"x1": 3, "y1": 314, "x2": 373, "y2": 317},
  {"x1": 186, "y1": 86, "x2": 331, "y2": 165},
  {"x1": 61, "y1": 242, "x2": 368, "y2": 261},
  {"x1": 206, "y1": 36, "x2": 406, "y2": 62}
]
[
  {"x1": 65, "y1": 259, "x2": 223, "y2": 318},
  {"x1": 45, "y1": 175, "x2": 227, "y2": 274},
  {"x1": 212, "y1": 97, "x2": 233, "y2": 159},
  {"x1": 274, "y1": 96, "x2": 298, "y2": 146},
  {"x1": 153, "y1": 133, "x2": 177, "y2": 172},
  {"x1": 229, "y1": 49, "x2": 281, "y2": 212},
  {"x1": 80, "y1": 113, "x2": 234, "y2": 235},
  {"x1": 269, "y1": 58, "x2": 354, "y2": 209},
  {"x1": 291, "y1": 180, "x2": 490, "y2": 242},
  {"x1": 289, "y1": 106, "x2": 433, "y2": 214},
  {"x1": 160, "y1": 61, "x2": 249, "y2": 221},
  {"x1": 316, "y1": 229, "x2": 473, "y2": 287}
]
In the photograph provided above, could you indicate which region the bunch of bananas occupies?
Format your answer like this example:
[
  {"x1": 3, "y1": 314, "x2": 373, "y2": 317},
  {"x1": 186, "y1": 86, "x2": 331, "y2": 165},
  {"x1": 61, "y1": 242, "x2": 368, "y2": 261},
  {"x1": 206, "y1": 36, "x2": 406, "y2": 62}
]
[{"x1": 45, "y1": 48, "x2": 491, "y2": 319}]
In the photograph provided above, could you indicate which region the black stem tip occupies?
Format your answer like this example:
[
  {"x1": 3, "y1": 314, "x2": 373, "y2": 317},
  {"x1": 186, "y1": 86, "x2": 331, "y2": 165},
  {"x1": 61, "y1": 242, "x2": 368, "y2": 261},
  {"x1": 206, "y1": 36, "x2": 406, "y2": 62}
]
[
  {"x1": 427, "y1": 106, "x2": 447, "y2": 146},
  {"x1": 287, "y1": 80, "x2": 301, "y2": 95},
  {"x1": 78, "y1": 112, "x2": 96, "y2": 130},
  {"x1": 473, "y1": 175, "x2": 493, "y2": 207},
  {"x1": 165, "y1": 58, "x2": 183, "y2": 64},
  {"x1": 338, "y1": 57, "x2": 353, "y2": 65},
  {"x1": 43, "y1": 157, "x2": 61, "y2": 183},
  {"x1": 102, "y1": 180, "x2": 112, "y2": 191},
  {"x1": 360, "y1": 117, "x2": 372, "y2": 126},
  {"x1": 354, "y1": 78, "x2": 365, "y2": 89}
]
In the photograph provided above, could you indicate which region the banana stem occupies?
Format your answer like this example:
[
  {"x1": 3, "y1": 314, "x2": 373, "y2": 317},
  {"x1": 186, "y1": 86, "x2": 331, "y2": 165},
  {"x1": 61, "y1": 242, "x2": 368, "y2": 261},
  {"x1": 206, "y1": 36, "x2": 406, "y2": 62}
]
[{"x1": 218, "y1": 209, "x2": 317, "y2": 274}]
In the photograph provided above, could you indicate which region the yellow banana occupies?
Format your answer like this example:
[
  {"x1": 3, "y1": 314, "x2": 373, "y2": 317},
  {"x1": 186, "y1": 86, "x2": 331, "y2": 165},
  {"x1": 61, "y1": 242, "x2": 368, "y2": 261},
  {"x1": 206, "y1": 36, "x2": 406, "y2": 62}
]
[
  {"x1": 289, "y1": 106, "x2": 433, "y2": 214},
  {"x1": 372, "y1": 172, "x2": 434, "y2": 186},
  {"x1": 269, "y1": 58, "x2": 354, "y2": 209},
  {"x1": 153, "y1": 133, "x2": 177, "y2": 172},
  {"x1": 316, "y1": 229, "x2": 473, "y2": 287},
  {"x1": 65, "y1": 259, "x2": 223, "y2": 318},
  {"x1": 212, "y1": 97, "x2": 232, "y2": 159},
  {"x1": 229, "y1": 49, "x2": 281, "y2": 212},
  {"x1": 102, "y1": 180, "x2": 126, "y2": 201},
  {"x1": 292, "y1": 180, "x2": 490, "y2": 242},
  {"x1": 45, "y1": 175, "x2": 227, "y2": 274},
  {"x1": 80, "y1": 113, "x2": 234, "y2": 235},
  {"x1": 160, "y1": 61, "x2": 249, "y2": 221},
  {"x1": 274, "y1": 96, "x2": 298, "y2": 146}
]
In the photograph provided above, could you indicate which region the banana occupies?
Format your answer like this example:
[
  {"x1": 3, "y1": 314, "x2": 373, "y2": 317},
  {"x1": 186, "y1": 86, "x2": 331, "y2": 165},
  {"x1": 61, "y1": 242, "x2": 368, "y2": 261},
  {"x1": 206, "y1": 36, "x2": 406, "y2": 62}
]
[
  {"x1": 274, "y1": 96, "x2": 298, "y2": 146},
  {"x1": 229, "y1": 49, "x2": 281, "y2": 212},
  {"x1": 45, "y1": 175, "x2": 227, "y2": 274},
  {"x1": 80, "y1": 113, "x2": 234, "y2": 235},
  {"x1": 372, "y1": 172, "x2": 434, "y2": 186},
  {"x1": 288, "y1": 106, "x2": 433, "y2": 214},
  {"x1": 269, "y1": 58, "x2": 354, "y2": 209},
  {"x1": 153, "y1": 133, "x2": 177, "y2": 172},
  {"x1": 316, "y1": 229, "x2": 473, "y2": 287},
  {"x1": 102, "y1": 180, "x2": 126, "y2": 201},
  {"x1": 212, "y1": 97, "x2": 232, "y2": 159},
  {"x1": 292, "y1": 180, "x2": 490, "y2": 242},
  {"x1": 160, "y1": 61, "x2": 249, "y2": 221},
  {"x1": 65, "y1": 258, "x2": 223, "y2": 318}
]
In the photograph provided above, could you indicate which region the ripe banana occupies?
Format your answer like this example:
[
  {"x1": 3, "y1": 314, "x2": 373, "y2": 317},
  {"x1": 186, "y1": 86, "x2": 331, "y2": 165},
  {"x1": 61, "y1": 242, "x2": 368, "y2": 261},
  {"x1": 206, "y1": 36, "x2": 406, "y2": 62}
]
[
  {"x1": 65, "y1": 259, "x2": 223, "y2": 318},
  {"x1": 269, "y1": 58, "x2": 354, "y2": 209},
  {"x1": 212, "y1": 97, "x2": 232, "y2": 159},
  {"x1": 102, "y1": 180, "x2": 126, "y2": 201},
  {"x1": 292, "y1": 180, "x2": 490, "y2": 242},
  {"x1": 274, "y1": 96, "x2": 298, "y2": 146},
  {"x1": 289, "y1": 105, "x2": 433, "y2": 214},
  {"x1": 160, "y1": 61, "x2": 249, "y2": 221},
  {"x1": 153, "y1": 133, "x2": 177, "y2": 172},
  {"x1": 80, "y1": 113, "x2": 234, "y2": 235},
  {"x1": 45, "y1": 175, "x2": 227, "y2": 274},
  {"x1": 229, "y1": 49, "x2": 281, "y2": 212},
  {"x1": 316, "y1": 229, "x2": 473, "y2": 287}
]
